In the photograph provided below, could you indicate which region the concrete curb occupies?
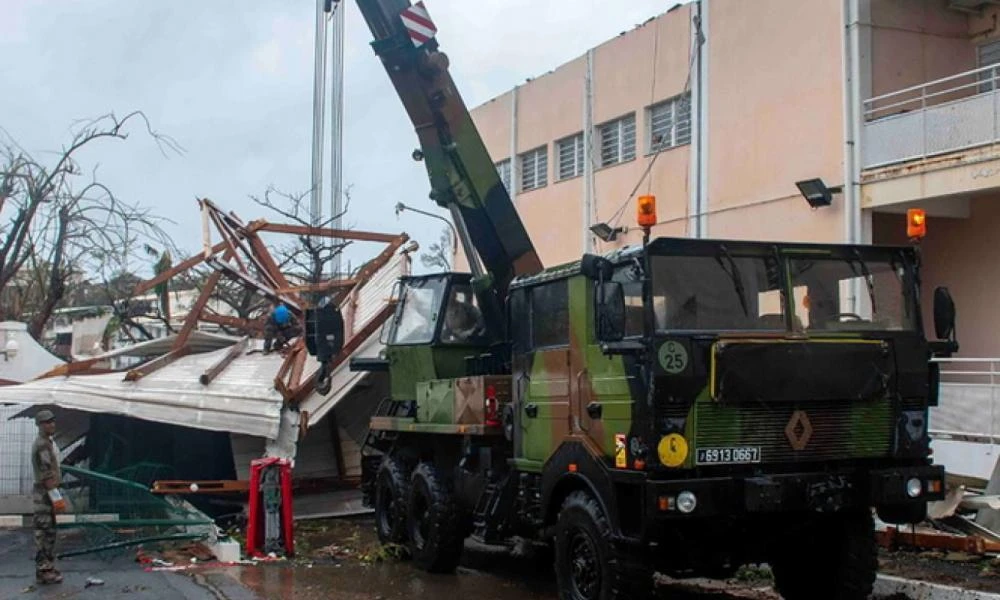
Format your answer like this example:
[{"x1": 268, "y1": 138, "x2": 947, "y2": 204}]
[{"x1": 874, "y1": 574, "x2": 1000, "y2": 599}]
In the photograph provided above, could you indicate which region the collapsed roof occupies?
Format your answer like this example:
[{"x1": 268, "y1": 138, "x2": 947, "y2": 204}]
[{"x1": 1, "y1": 198, "x2": 411, "y2": 439}]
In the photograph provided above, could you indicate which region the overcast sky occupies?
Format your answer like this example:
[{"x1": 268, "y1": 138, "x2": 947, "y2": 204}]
[{"x1": 1, "y1": 0, "x2": 679, "y2": 278}]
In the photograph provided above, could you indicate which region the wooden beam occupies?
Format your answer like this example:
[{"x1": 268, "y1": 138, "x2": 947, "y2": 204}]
[
  {"x1": 257, "y1": 222, "x2": 403, "y2": 244},
  {"x1": 172, "y1": 251, "x2": 232, "y2": 353},
  {"x1": 208, "y1": 210, "x2": 250, "y2": 274},
  {"x1": 36, "y1": 357, "x2": 106, "y2": 379},
  {"x1": 199, "y1": 312, "x2": 266, "y2": 333},
  {"x1": 211, "y1": 259, "x2": 303, "y2": 312},
  {"x1": 199, "y1": 336, "x2": 250, "y2": 385},
  {"x1": 151, "y1": 480, "x2": 249, "y2": 494},
  {"x1": 272, "y1": 344, "x2": 301, "y2": 393},
  {"x1": 131, "y1": 220, "x2": 266, "y2": 297},
  {"x1": 350, "y1": 234, "x2": 409, "y2": 292},
  {"x1": 124, "y1": 346, "x2": 191, "y2": 382},
  {"x1": 288, "y1": 341, "x2": 307, "y2": 389},
  {"x1": 276, "y1": 279, "x2": 359, "y2": 295}
]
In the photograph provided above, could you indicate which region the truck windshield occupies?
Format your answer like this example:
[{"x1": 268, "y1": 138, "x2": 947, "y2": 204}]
[
  {"x1": 787, "y1": 252, "x2": 915, "y2": 332},
  {"x1": 649, "y1": 254, "x2": 785, "y2": 331},
  {"x1": 390, "y1": 277, "x2": 447, "y2": 344}
]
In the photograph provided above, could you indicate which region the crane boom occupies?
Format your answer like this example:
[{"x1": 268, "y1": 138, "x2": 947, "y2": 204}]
[{"x1": 348, "y1": 0, "x2": 543, "y2": 320}]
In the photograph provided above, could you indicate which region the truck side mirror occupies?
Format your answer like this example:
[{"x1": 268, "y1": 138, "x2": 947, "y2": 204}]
[
  {"x1": 581, "y1": 254, "x2": 613, "y2": 281},
  {"x1": 596, "y1": 282, "x2": 626, "y2": 342},
  {"x1": 933, "y1": 286, "x2": 956, "y2": 341}
]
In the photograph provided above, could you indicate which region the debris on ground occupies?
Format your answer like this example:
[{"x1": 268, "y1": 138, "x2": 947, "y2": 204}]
[{"x1": 85, "y1": 577, "x2": 105, "y2": 587}]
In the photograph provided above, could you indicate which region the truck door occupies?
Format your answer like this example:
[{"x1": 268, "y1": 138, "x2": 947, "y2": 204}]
[{"x1": 511, "y1": 281, "x2": 571, "y2": 468}]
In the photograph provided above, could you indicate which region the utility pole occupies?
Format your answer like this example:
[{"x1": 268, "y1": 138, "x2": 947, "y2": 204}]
[
  {"x1": 330, "y1": 1, "x2": 345, "y2": 279},
  {"x1": 310, "y1": 0, "x2": 330, "y2": 245}
]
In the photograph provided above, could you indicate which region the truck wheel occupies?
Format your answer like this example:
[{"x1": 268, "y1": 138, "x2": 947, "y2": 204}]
[
  {"x1": 406, "y1": 462, "x2": 464, "y2": 573},
  {"x1": 554, "y1": 491, "x2": 653, "y2": 600},
  {"x1": 374, "y1": 456, "x2": 409, "y2": 545},
  {"x1": 771, "y1": 510, "x2": 877, "y2": 600}
]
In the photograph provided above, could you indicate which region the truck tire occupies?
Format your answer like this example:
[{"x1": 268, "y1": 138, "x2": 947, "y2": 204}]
[
  {"x1": 771, "y1": 510, "x2": 877, "y2": 600},
  {"x1": 406, "y1": 462, "x2": 464, "y2": 573},
  {"x1": 374, "y1": 456, "x2": 409, "y2": 545},
  {"x1": 554, "y1": 491, "x2": 653, "y2": 600}
]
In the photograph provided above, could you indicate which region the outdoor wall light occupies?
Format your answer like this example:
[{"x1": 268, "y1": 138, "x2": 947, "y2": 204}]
[
  {"x1": 795, "y1": 178, "x2": 843, "y2": 209},
  {"x1": 590, "y1": 222, "x2": 628, "y2": 242}
]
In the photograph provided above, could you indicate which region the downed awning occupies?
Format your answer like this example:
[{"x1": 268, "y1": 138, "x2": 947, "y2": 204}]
[{"x1": 1, "y1": 346, "x2": 296, "y2": 438}]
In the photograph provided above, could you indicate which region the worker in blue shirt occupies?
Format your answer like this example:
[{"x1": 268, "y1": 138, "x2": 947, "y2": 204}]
[{"x1": 263, "y1": 303, "x2": 301, "y2": 354}]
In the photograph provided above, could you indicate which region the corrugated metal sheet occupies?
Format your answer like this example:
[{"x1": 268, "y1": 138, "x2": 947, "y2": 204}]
[
  {"x1": 0, "y1": 347, "x2": 292, "y2": 439},
  {"x1": 0, "y1": 250, "x2": 408, "y2": 444}
]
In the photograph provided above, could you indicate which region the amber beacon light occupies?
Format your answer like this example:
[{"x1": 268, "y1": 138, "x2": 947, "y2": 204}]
[
  {"x1": 907, "y1": 208, "x2": 926, "y2": 240},
  {"x1": 637, "y1": 195, "x2": 657, "y2": 228}
]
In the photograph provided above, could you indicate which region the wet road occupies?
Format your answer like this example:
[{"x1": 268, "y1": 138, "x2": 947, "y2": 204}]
[{"x1": 217, "y1": 517, "x2": 779, "y2": 600}]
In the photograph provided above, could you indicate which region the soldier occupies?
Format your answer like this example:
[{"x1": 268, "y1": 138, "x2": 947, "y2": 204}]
[{"x1": 31, "y1": 410, "x2": 63, "y2": 585}]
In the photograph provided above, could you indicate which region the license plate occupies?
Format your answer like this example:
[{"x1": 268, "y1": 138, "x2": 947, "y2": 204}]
[{"x1": 695, "y1": 446, "x2": 761, "y2": 465}]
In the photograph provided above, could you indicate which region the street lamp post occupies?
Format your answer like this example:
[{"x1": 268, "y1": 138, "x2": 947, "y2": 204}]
[{"x1": 395, "y1": 202, "x2": 459, "y2": 259}]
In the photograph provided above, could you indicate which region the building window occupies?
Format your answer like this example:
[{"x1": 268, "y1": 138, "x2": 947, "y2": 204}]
[
  {"x1": 495, "y1": 159, "x2": 511, "y2": 193},
  {"x1": 556, "y1": 133, "x2": 584, "y2": 180},
  {"x1": 979, "y1": 41, "x2": 1000, "y2": 93},
  {"x1": 519, "y1": 146, "x2": 548, "y2": 192},
  {"x1": 598, "y1": 114, "x2": 636, "y2": 167},
  {"x1": 648, "y1": 93, "x2": 692, "y2": 153}
]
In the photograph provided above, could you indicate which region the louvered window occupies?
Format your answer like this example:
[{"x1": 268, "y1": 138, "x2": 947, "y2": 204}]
[
  {"x1": 519, "y1": 147, "x2": 548, "y2": 192},
  {"x1": 556, "y1": 133, "x2": 584, "y2": 180},
  {"x1": 598, "y1": 114, "x2": 636, "y2": 167},
  {"x1": 495, "y1": 159, "x2": 511, "y2": 193},
  {"x1": 648, "y1": 93, "x2": 692, "y2": 153}
]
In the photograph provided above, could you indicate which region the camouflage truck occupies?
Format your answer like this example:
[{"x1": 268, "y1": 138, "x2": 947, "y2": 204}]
[{"x1": 307, "y1": 1, "x2": 960, "y2": 599}]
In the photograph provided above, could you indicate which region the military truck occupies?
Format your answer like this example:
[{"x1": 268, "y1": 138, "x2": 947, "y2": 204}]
[{"x1": 310, "y1": 1, "x2": 959, "y2": 598}]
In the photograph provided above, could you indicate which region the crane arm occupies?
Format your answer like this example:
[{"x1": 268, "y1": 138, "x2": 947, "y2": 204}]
[{"x1": 347, "y1": 0, "x2": 543, "y2": 311}]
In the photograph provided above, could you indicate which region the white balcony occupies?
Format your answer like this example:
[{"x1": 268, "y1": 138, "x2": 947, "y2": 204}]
[
  {"x1": 863, "y1": 65, "x2": 1000, "y2": 170},
  {"x1": 930, "y1": 358, "x2": 1000, "y2": 481}
]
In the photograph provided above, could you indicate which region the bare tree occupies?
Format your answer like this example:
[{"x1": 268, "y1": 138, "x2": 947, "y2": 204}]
[
  {"x1": 250, "y1": 185, "x2": 353, "y2": 284},
  {"x1": 0, "y1": 111, "x2": 180, "y2": 339},
  {"x1": 420, "y1": 226, "x2": 453, "y2": 271}
]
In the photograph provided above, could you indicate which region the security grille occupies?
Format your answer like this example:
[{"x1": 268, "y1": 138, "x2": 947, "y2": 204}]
[
  {"x1": 556, "y1": 133, "x2": 584, "y2": 180},
  {"x1": 649, "y1": 93, "x2": 692, "y2": 152},
  {"x1": 519, "y1": 147, "x2": 548, "y2": 192},
  {"x1": 599, "y1": 114, "x2": 636, "y2": 167}
]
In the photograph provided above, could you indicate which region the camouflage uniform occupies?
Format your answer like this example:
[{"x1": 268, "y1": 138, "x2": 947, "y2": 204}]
[{"x1": 30, "y1": 414, "x2": 61, "y2": 582}]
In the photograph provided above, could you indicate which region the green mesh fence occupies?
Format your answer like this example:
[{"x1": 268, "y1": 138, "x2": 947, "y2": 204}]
[{"x1": 56, "y1": 464, "x2": 216, "y2": 560}]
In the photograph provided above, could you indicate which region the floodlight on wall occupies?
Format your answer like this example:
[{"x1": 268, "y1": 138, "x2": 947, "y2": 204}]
[
  {"x1": 590, "y1": 222, "x2": 628, "y2": 243},
  {"x1": 795, "y1": 178, "x2": 843, "y2": 209}
]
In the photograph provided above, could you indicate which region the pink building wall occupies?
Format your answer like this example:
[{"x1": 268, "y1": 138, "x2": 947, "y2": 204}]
[
  {"x1": 706, "y1": 0, "x2": 846, "y2": 243},
  {"x1": 873, "y1": 199, "x2": 1000, "y2": 358},
  {"x1": 869, "y1": 0, "x2": 973, "y2": 101}
]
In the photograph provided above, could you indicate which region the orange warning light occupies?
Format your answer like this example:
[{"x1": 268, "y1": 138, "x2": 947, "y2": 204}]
[
  {"x1": 637, "y1": 195, "x2": 657, "y2": 228},
  {"x1": 907, "y1": 208, "x2": 926, "y2": 239}
]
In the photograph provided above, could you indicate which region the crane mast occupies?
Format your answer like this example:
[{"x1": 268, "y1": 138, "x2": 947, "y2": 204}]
[{"x1": 345, "y1": 0, "x2": 543, "y2": 338}]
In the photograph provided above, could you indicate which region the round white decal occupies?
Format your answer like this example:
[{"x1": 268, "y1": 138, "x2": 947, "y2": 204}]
[{"x1": 658, "y1": 340, "x2": 688, "y2": 374}]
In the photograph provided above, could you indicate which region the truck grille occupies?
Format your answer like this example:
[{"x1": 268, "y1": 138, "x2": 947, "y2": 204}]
[{"x1": 694, "y1": 399, "x2": 893, "y2": 464}]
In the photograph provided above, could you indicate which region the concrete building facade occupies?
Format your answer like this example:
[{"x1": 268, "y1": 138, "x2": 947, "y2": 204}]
[{"x1": 466, "y1": 0, "x2": 1000, "y2": 474}]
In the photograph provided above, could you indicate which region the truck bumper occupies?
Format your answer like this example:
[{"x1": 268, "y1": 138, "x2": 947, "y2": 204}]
[{"x1": 644, "y1": 464, "x2": 945, "y2": 519}]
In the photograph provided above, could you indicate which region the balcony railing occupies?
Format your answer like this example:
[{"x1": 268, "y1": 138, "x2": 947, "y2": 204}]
[
  {"x1": 862, "y1": 65, "x2": 1000, "y2": 169},
  {"x1": 930, "y1": 358, "x2": 1000, "y2": 446}
]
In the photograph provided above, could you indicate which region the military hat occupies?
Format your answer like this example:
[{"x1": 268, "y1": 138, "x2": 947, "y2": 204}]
[{"x1": 35, "y1": 410, "x2": 55, "y2": 425}]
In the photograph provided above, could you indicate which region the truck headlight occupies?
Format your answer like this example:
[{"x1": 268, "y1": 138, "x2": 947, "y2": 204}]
[
  {"x1": 905, "y1": 477, "x2": 923, "y2": 498},
  {"x1": 677, "y1": 491, "x2": 697, "y2": 514}
]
